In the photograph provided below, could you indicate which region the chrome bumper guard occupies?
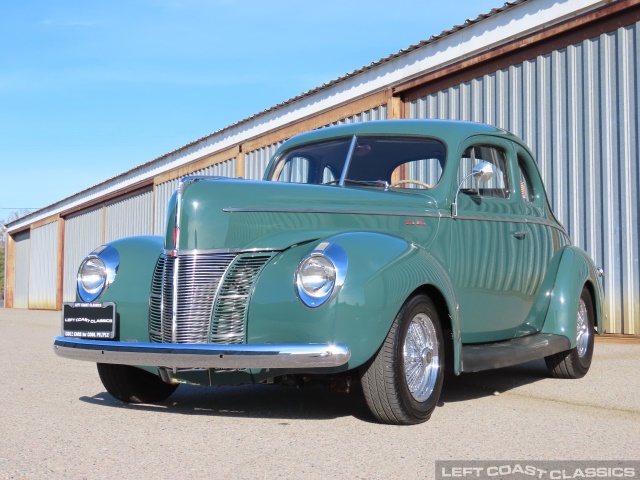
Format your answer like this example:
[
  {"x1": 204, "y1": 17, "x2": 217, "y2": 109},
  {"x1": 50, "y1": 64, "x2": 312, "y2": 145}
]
[{"x1": 53, "y1": 337, "x2": 351, "y2": 369}]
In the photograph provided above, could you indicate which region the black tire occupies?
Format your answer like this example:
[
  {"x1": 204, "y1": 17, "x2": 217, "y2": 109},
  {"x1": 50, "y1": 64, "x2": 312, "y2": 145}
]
[
  {"x1": 545, "y1": 287, "x2": 595, "y2": 379},
  {"x1": 97, "y1": 363, "x2": 178, "y2": 403},
  {"x1": 360, "y1": 294, "x2": 444, "y2": 425}
]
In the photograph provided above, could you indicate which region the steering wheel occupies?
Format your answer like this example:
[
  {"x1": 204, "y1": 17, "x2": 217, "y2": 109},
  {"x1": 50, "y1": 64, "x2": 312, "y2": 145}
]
[{"x1": 389, "y1": 179, "x2": 432, "y2": 189}]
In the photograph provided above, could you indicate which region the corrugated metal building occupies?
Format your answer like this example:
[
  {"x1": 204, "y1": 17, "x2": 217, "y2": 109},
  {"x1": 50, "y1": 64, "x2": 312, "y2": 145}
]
[{"x1": 4, "y1": 0, "x2": 639, "y2": 335}]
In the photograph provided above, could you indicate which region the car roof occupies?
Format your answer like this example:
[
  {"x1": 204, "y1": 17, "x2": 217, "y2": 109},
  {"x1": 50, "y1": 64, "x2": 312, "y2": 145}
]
[{"x1": 274, "y1": 119, "x2": 518, "y2": 154}]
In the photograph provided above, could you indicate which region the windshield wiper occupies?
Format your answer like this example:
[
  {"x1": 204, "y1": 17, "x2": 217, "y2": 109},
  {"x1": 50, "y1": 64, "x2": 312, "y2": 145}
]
[
  {"x1": 342, "y1": 179, "x2": 390, "y2": 190},
  {"x1": 338, "y1": 135, "x2": 358, "y2": 186},
  {"x1": 323, "y1": 178, "x2": 390, "y2": 190}
]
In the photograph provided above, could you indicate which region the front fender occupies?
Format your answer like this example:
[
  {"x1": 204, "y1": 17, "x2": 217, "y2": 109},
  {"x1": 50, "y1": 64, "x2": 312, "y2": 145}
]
[
  {"x1": 541, "y1": 246, "x2": 604, "y2": 345},
  {"x1": 248, "y1": 231, "x2": 459, "y2": 370},
  {"x1": 97, "y1": 235, "x2": 164, "y2": 342}
]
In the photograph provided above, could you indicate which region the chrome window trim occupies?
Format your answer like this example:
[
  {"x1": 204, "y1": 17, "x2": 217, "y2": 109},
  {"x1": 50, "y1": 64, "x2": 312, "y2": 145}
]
[
  {"x1": 339, "y1": 135, "x2": 358, "y2": 187},
  {"x1": 223, "y1": 207, "x2": 442, "y2": 218},
  {"x1": 180, "y1": 209, "x2": 563, "y2": 235},
  {"x1": 451, "y1": 215, "x2": 568, "y2": 235}
]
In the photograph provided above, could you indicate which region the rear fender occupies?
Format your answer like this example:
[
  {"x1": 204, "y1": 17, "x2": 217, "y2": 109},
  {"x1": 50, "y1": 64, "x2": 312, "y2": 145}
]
[{"x1": 541, "y1": 246, "x2": 604, "y2": 345}]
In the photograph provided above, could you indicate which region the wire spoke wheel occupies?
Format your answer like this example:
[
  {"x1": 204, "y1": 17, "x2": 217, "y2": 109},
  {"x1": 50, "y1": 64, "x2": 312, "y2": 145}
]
[
  {"x1": 360, "y1": 294, "x2": 444, "y2": 425},
  {"x1": 575, "y1": 298, "x2": 590, "y2": 358},
  {"x1": 545, "y1": 287, "x2": 595, "y2": 379},
  {"x1": 403, "y1": 313, "x2": 439, "y2": 402}
]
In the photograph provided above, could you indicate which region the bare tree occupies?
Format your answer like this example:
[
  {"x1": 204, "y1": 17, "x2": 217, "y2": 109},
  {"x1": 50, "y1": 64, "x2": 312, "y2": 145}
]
[{"x1": 0, "y1": 209, "x2": 33, "y2": 245}]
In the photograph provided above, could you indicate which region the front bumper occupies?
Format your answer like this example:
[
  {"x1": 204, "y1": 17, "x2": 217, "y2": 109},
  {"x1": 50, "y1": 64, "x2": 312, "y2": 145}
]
[{"x1": 53, "y1": 337, "x2": 351, "y2": 369}]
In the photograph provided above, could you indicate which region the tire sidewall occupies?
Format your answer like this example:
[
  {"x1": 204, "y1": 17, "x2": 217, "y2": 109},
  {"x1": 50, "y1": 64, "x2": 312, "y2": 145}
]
[
  {"x1": 575, "y1": 288, "x2": 595, "y2": 371},
  {"x1": 394, "y1": 295, "x2": 445, "y2": 420}
]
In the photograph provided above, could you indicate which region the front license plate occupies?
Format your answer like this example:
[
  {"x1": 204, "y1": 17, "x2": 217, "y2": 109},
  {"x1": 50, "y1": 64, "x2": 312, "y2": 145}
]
[{"x1": 62, "y1": 302, "x2": 117, "y2": 339}]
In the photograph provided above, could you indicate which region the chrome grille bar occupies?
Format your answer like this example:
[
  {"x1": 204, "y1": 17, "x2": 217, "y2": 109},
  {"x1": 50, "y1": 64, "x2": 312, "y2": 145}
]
[
  {"x1": 149, "y1": 252, "x2": 275, "y2": 346},
  {"x1": 211, "y1": 254, "x2": 274, "y2": 344}
]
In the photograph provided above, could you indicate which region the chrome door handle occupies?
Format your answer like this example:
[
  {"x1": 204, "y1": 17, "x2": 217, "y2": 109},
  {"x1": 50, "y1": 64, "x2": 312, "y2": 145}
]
[{"x1": 514, "y1": 230, "x2": 527, "y2": 239}]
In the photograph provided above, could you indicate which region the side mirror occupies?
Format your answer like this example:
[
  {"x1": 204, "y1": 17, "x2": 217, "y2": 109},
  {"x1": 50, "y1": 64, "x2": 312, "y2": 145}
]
[
  {"x1": 452, "y1": 161, "x2": 495, "y2": 217},
  {"x1": 472, "y1": 161, "x2": 494, "y2": 183}
]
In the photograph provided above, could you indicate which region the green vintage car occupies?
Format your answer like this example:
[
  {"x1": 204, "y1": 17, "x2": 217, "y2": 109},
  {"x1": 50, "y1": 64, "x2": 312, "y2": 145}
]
[{"x1": 54, "y1": 120, "x2": 604, "y2": 425}]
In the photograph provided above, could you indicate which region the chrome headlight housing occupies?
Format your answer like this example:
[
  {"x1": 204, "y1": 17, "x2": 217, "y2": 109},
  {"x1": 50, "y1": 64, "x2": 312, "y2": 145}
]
[
  {"x1": 77, "y1": 245, "x2": 120, "y2": 302},
  {"x1": 296, "y1": 242, "x2": 347, "y2": 308}
]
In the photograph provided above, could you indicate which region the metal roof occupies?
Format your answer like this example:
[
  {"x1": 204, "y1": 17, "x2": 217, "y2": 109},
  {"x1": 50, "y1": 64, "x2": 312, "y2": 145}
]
[
  {"x1": 8, "y1": 0, "x2": 604, "y2": 231},
  {"x1": 104, "y1": 1, "x2": 530, "y2": 177}
]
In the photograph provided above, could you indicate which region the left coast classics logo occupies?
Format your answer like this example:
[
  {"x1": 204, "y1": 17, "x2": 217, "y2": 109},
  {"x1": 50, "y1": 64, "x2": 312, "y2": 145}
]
[{"x1": 435, "y1": 461, "x2": 638, "y2": 480}]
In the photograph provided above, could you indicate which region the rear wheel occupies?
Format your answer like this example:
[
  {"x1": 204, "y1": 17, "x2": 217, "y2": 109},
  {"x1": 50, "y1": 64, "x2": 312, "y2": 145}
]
[
  {"x1": 97, "y1": 363, "x2": 178, "y2": 403},
  {"x1": 360, "y1": 294, "x2": 444, "y2": 425},
  {"x1": 545, "y1": 287, "x2": 595, "y2": 379}
]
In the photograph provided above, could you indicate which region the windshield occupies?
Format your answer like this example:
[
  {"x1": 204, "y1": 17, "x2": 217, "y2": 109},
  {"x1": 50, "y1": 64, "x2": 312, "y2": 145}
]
[{"x1": 268, "y1": 135, "x2": 446, "y2": 189}]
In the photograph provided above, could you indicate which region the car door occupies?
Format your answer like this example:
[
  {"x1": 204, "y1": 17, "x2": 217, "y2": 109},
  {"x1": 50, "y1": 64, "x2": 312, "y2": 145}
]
[
  {"x1": 512, "y1": 144, "x2": 567, "y2": 334},
  {"x1": 449, "y1": 136, "x2": 532, "y2": 343}
]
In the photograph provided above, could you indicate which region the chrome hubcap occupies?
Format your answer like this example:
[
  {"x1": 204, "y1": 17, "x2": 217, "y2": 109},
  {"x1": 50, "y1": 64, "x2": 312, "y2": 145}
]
[
  {"x1": 403, "y1": 313, "x2": 440, "y2": 402},
  {"x1": 576, "y1": 298, "x2": 589, "y2": 358}
]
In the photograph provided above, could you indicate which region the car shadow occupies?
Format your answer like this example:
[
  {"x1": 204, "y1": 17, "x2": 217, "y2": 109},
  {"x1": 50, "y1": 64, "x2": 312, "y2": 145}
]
[
  {"x1": 79, "y1": 359, "x2": 550, "y2": 422},
  {"x1": 80, "y1": 382, "x2": 373, "y2": 422},
  {"x1": 439, "y1": 358, "x2": 549, "y2": 405}
]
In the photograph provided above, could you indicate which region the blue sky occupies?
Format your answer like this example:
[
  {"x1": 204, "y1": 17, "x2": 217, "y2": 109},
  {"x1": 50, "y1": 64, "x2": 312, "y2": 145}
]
[{"x1": 0, "y1": 0, "x2": 501, "y2": 219}]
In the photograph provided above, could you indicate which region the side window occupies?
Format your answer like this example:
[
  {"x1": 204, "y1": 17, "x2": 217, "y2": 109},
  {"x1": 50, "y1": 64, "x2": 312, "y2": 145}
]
[
  {"x1": 457, "y1": 145, "x2": 509, "y2": 199},
  {"x1": 322, "y1": 166, "x2": 336, "y2": 184},
  {"x1": 391, "y1": 158, "x2": 443, "y2": 189},
  {"x1": 517, "y1": 155, "x2": 535, "y2": 202},
  {"x1": 276, "y1": 156, "x2": 310, "y2": 183}
]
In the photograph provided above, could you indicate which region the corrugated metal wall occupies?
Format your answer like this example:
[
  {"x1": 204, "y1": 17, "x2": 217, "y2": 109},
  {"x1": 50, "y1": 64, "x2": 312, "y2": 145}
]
[
  {"x1": 326, "y1": 105, "x2": 388, "y2": 126},
  {"x1": 245, "y1": 143, "x2": 283, "y2": 180},
  {"x1": 28, "y1": 222, "x2": 58, "y2": 309},
  {"x1": 408, "y1": 23, "x2": 640, "y2": 334},
  {"x1": 153, "y1": 158, "x2": 236, "y2": 235},
  {"x1": 244, "y1": 105, "x2": 390, "y2": 182},
  {"x1": 12, "y1": 230, "x2": 30, "y2": 309},
  {"x1": 105, "y1": 189, "x2": 153, "y2": 243},
  {"x1": 63, "y1": 208, "x2": 103, "y2": 302}
]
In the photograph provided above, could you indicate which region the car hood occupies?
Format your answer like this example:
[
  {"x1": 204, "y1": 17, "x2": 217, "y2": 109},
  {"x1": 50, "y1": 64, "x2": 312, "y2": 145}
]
[{"x1": 165, "y1": 178, "x2": 440, "y2": 251}]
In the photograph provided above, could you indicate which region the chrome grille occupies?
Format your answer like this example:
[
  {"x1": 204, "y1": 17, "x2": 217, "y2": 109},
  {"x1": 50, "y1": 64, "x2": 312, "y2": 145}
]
[
  {"x1": 149, "y1": 252, "x2": 274, "y2": 345},
  {"x1": 211, "y1": 254, "x2": 275, "y2": 344}
]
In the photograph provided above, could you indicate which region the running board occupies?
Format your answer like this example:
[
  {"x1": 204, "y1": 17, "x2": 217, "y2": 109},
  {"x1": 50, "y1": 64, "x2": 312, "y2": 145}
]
[{"x1": 460, "y1": 333, "x2": 571, "y2": 373}]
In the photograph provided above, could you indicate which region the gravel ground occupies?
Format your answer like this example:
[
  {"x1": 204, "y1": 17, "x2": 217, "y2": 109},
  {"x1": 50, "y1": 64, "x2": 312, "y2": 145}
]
[{"x1": 1, "y1": 308, "x2": 639, "y2": 480}]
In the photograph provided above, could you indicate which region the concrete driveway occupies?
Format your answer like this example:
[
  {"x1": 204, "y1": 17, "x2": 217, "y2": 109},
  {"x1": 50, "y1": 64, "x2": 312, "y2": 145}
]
[{"x1": 1, "y1": 308, "x2": 639, "y2": 479}]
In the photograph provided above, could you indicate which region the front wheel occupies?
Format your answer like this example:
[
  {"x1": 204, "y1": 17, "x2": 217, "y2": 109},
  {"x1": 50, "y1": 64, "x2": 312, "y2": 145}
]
[
  {"x1": 360, "y1": 294, "x2": 444, "y2": 425},
  {"x1": 97, "y1": 363, "x2": 178, "y2": 403},
  {"x1": 545, "y1": 287, "x2": 595, "y2": 379}
]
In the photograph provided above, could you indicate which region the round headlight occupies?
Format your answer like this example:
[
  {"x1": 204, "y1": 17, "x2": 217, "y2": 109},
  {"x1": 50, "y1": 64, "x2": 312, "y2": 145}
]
[
  {"x1": 78, "y1": 256, "x2": 107, "y2": 301},
  {"x1": 296, "y1": 242, "x2": 347, "y2": 308},
  {"x1": 76, "y1": 245, "x2": 119, "y2": 302},
  {"x1": 298, "y1": 255, "x2": 336, "y2": 298}
]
